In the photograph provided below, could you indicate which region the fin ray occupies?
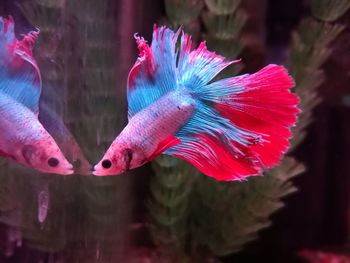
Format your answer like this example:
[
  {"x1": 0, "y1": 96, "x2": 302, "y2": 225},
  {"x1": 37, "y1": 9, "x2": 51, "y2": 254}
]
[
  {"x1": 126, "y1": 26, "x2": 239, "y2": 118},
  {"x1": 127, "y1": 27, "x2": 179, "y2": 118},
  {"x1": 0, "y1": 16, "x2": 41, "y2": 113},
  {"x1": 148, "y1": 135, "x2": 181, "y2": 162},
  {"x1": 126, "y1": 26, "x2": 299, "y2": 181},
  {"x1": 166, "y1": 65, "x2": 298, "y2": 181}
]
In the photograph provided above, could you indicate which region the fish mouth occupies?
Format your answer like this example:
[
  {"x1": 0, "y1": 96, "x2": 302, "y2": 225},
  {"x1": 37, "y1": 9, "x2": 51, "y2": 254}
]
[
  {"x1": 62, "y1": 169, "x2": 74, "y2": 175},
  {"x1": 48, "y1": 167, "x2": 74, "y2": 175},
  {"x1": 59, "y1": 163, "x2": 74, "y2": 175},
  {"x1": 92, "y1": 164, "x2": 122, "y2": 176},
  {"x1": 92, "y1": 165, "x2": 106, "y2": 176},
  {"x1": 92, "y1": 170, "x2": 102, "y2": 176}
]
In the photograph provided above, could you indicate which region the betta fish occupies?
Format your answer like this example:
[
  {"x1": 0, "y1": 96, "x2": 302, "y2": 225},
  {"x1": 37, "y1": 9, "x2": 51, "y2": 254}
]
[
  {"x1": 0, "y1": 16, "x2": 74, "y2": 175},
  {"x1": 93, "y1": 26, "x2": 299, "y2": 181}
]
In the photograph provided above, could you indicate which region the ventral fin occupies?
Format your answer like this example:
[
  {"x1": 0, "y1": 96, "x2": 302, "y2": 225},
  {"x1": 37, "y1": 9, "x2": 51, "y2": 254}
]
[
  {"x1": 167, "y1": 134, "x2": 261, "y2": 181},
  {"x1": 147, "y1": 135, "x2": 181, "y2": 162},
  {"x1": 0, "y1": 16, "x2": 41, "y2": 114}
]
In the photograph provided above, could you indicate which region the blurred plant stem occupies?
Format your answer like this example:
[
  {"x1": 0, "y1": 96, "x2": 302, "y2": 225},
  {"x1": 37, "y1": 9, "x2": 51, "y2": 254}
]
[
  {"x1": 202, "y1": 0, "x2": 246, "y2": 75},
  {"x1": 288, "y1": 0, "x2": 350, "y2": 149},
  {"x1": 149, "y1": 157, "x2": 199, "y2": 262},
  {"x1": 164, "y1": 0, "x2": 203, "y2": 40}
]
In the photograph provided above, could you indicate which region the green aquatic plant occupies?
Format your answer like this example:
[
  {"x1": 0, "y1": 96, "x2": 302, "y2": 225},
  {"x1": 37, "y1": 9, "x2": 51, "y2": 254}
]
[
  {"x1": 164, "y1": 0, "x2": 204, "y2": 38},
  {"x1": 149, "y1": 157, "x2": 199, "y2": 262},
  {"x1": 190, "y1": 158, "x2": 304, "y2": 258},
  {"x1": 288, "y1": 0, "x2": 348, "y2": 149},
  {"x1": 311, "y1": 0, "x2": 350, "y2": 21},
  {"x1": 202, "y1": 0, "x2": 246, "y2": 75}
]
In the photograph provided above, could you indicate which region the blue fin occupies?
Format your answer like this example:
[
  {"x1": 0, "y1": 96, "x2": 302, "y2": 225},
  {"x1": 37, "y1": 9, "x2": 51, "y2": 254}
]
[
  {"x1": 164, "y1": 100, "x2": 261, "y2": 181},
  {"x1": 127, "y1": 25, "x2": 240, "y2": 118},
  {"x1": 127, "y1": 26, "x2": 180, "y2": 118},
  {"x1": 176, "y1": 36, "x2": 239, "y2": 89},
  {"x1": 165, "y1": 100, "x2": 257, "y2": 155},
  {"x1": 0, "y1": 16, "x2": 41, "y2": 114}
]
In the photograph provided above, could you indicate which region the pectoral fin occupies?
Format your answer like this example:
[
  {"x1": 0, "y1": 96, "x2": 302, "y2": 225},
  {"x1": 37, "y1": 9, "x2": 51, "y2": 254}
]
[{"x1": 147, "y1": 135, "x2": 181, "y2": 162}]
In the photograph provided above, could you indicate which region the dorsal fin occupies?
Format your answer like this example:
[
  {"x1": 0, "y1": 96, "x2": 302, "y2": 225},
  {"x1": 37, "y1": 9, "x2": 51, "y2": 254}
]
[
  {"x1": 126, "y1": 25, "x2": 238, "y2": 119},
  {"x1": 127, "y1": 26, "x2": 180, "y2": 118},
  {"x1": 0, "y1": 16, "x2": 41, "y2": 114}
]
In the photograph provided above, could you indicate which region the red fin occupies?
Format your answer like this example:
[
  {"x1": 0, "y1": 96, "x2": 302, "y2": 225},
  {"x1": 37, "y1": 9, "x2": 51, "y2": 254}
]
[
  {"x1": 14, "y1": 30, "x2": 40, "y2": 76},
  {"x1": 172, "y1": 134, "x2": 261, "y2": 181},
  {"x1": 127, "y1": 35, "x2": 155, "y2": 90},
  {"x1": 215, "y1": 64, "x2": 299, "y2": 168},
  {"x1": 147, "y1": 135, "x2": 181, "y2": 162},
  {"x1": 169, "y1": 65, "x2": 299, "y2": 181}
]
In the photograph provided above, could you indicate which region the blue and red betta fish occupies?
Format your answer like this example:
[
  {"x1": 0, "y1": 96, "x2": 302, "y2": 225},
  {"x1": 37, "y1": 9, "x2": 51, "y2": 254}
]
[
  {"x1": 0, "y1": 16, "x2": 85, "y2": 175},
  {"x1": 93, "y1": 26, "x2": 300, "y2": 181}
]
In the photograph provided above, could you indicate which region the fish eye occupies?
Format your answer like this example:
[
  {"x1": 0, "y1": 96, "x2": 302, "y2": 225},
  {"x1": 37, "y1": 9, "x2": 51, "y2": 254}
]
[
  {"x1": 48, "y1": 157, "x2": 59, "y2": 167},
  {"x1": 102, "y1": 159, "x2": 112, "y2": 169}
]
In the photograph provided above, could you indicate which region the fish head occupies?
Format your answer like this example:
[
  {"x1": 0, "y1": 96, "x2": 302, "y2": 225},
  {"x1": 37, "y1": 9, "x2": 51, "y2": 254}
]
[
  {"x1": 93, "y1": 140, "x2": 145, "y2": 176},
  {"x1": 19, "y1": 136, "x2": 74, "y2": 175}
]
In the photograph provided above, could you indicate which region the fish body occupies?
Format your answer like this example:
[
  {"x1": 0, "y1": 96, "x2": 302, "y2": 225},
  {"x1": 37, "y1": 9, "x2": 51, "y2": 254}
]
[
  {"x1": 0, "y1": 16, "x2": 74, "y2": 175},
  {"x1": 94, "y1": 89, "x2": 195, "y2": 175},
  {"x1": 94, "y1": 26, "x2": 300, "y2": 181}
]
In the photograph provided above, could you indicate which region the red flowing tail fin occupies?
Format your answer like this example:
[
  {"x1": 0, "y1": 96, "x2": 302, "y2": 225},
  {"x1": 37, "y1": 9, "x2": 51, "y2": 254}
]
[
  {"x1": 215, "y1": 65, "x2": 299, "y2": 167},
  {"x1": 167, "y1": 64, "x2": 299, "y2": 181}
]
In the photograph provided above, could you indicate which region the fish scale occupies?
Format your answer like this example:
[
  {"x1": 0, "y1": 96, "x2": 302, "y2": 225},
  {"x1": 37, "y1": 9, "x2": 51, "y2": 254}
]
[
  {"x1": 119, "y1": 89, "x2": 196, "y2": 154},
  {"x1": 0, "y1": 93, "x2": 45, "y2": 143}
]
